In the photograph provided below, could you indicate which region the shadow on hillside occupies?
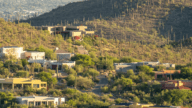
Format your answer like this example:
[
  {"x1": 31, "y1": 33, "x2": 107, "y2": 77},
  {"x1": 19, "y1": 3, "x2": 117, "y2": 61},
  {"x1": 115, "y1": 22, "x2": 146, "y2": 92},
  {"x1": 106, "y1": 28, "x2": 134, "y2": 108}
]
[
  {"x1": 159, "y1": 5, "x2": 192, "y2": 42},
  {"x1": 18, "y1": 0, "x2": 139, "y2": 26}
]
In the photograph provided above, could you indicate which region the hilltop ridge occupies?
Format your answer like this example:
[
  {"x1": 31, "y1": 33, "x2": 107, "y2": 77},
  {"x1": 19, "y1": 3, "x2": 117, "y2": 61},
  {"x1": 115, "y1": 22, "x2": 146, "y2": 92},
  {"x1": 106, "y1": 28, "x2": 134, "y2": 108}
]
[{"x1": 20, "y1": 0, "x2": 192, "y2": 45}]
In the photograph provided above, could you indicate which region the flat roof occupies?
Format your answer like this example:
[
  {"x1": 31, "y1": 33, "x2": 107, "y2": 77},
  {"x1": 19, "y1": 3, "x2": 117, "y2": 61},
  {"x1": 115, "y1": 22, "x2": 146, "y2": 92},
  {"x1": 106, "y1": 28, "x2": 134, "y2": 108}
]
[
  {"x1": 2, "y1": 46, "x2": 21, "y2": 48},
  {"x1": 26, "y1": 51, "x2": 45, "y2": 53}
]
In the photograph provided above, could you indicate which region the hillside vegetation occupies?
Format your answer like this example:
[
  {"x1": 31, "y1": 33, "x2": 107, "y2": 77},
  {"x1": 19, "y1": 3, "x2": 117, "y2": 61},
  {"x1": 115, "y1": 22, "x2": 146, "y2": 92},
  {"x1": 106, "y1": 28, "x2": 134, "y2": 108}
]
[
  {"x1": 21, "y1": 0, "x2": 192, "y2": 45},
  {"x1": 0, "y1": 18, "x2": 68, "y2": 50},
  {"x1": 0, "y1": 18, "x2": 192, "y2": 65}
]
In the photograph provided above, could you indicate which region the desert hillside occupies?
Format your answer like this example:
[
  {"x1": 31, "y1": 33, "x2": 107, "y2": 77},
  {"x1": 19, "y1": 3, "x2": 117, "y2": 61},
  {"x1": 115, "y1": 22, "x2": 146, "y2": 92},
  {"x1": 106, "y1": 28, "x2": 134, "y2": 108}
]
[{"x1": 20, "y1": 0, "x2": 192, "y2": 45}]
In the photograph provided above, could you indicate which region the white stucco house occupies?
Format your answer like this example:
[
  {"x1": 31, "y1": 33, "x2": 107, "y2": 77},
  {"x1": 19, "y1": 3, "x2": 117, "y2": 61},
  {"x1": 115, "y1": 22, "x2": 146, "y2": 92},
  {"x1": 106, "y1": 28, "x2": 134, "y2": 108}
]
[
  {"x1": 16, "y1": 95, "x2": 65, "y2": 107},
  {"x1": 0, "y1": 46, "x2": 25, "y2": 59},
  {"x1": 25, "y1": 51, "x2": 45, "y2": 60}
]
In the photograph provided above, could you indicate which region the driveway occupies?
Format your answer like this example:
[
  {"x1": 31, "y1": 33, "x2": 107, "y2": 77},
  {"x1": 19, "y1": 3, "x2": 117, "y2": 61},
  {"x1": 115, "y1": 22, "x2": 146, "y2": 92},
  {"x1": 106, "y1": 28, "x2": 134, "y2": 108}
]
[{"x1": 91, "y1": 75, "x2": 108, "y2": 96}]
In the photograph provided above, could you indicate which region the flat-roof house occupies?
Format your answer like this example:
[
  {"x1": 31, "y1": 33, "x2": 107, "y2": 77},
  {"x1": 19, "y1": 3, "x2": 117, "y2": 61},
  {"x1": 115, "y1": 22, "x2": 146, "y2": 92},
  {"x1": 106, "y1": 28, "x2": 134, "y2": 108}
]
[
  {"x1": 50, "y1": 61, "x2": 76, "y2": 70},
  {"x1": 160, "y1": 80, "x2": 192, "y2": 90},
  {"x1": 0, "y1": 46, "x2": 25, "y2": 59},
  {"x1": 16, "y1": 95, "x2": 65, "y2": 107},
  {"x1": 25, "y1": 51, "x2": 45, "y2": 60},
  {"x1": 109, "y1": 103, "x2": 154, "y2": 108},
  {"x1": 155, "y1": 69, "x2": 181, "y2": 80},
  {"x1": 0, "y1": 78, "x2": 47, "y2": 90},
  {"x1": 114, "y1": 61, "x2": 175, "y2": 73},
  {"x1": 54, "y1": 47, "x2": 74, "y2": 62},
  {"x1": 35, "y1": 25, "x2": 94, "y2": 39}
]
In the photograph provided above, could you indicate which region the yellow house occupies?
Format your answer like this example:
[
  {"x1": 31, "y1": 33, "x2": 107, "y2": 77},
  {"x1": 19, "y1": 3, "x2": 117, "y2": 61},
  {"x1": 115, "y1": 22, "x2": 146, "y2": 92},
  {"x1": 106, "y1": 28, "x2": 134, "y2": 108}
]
[
  {"x1": 109, "y1": 103, "x2": 154, "y2": 108},
  {"x1": 0, "y1": 78, "x2": 47, "y2": 90}
]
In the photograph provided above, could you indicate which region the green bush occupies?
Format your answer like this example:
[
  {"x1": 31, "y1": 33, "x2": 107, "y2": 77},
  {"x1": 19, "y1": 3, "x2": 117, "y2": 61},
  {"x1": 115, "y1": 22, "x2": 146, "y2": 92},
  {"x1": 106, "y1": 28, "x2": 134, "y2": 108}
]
[
  {"x1": 101, "y1": 86, "x2": 109, "y2": 93},
  {"x1": 115, "y1": 98, "x2": 122, "y2": 104},
  {"x1": 16, "y1": 71, "x2": 29, "y2": 78}
]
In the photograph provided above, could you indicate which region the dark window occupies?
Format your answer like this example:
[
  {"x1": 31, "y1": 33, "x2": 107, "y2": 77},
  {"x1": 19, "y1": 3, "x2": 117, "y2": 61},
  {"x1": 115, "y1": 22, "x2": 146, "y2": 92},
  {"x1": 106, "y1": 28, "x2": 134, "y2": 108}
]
[
  {"x1": 157, "y1": 75, "x2": 163, "y2": 79},
  {"x1": 33, "y1": 84, "x2": 39, "y2": 88},
  {"x1": 66, "y1": 28, "x2": 78, "y2": 30}
]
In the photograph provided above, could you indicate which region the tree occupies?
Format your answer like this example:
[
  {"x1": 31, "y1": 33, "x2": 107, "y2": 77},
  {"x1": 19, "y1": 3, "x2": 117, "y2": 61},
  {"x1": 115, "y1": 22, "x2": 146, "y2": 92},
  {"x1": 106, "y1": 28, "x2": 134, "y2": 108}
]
[
  {"x1": 67, "y1": 74, "x2": 75, "y2": 86},
  {"x1": 74, "y1": 65, "x2": 84, "y2": 73},
  {"x1": 21, "y1": 59, "x2": 28, "y2": 67},
  {"x1": 37, "y1": 72, "x2": 57, "y2": 86},
  {"x1": 77, "y1": 76, "x2": 94, "y2": 89},
  {"x1": 0, "y1": 68, "x2": 9, "y2": 76},
  {"x1": 115, "y1": 98, "x2": 122, "y2": 104},
  {"x1": 16, "y1": 71, "x2": 29, "y2": 78},
  {"x1": 163, "y1": 89, "x2": 192, "y2": 106},
  {"x1": 83, "y1": 68, "x2": 99, "y2": 78},
  {"x1": 137, "y1": 65, "x2": 154, "y2": 74},
  {"x1": 133, "y1": 96, "x2": 140, "y2": 103},
  {"x1": 127, "y1": 69, "x2": 134, "y2": 77},
  {"x1": 33, "y1": 45, "x2": 56, "y2": 60},
  {"x1": 0, "y1": 61, "x2": 3, "y2": 68},
  {"x1": 180, "y1": 67, "x2": 192, "y2": 80},
  {"x1": 71, "y1": 54, "x2": 95, "y2": 66}
]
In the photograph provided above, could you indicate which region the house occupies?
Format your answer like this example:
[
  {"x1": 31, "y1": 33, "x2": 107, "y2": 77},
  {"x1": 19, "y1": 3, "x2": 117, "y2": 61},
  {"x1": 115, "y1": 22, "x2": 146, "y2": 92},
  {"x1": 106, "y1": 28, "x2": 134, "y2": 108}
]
[
  {"x1": 25, "y1": 51, "x2": 45, "y2": 60},
  {"x1": 148, "y1": 106, "x2": 188, "y2": 108},
  {"x1": 114, "y1": 61, "x2": 160, "y2": 72},
  {"x1": 50, "y1": 61, "x2": 76, "y2": 70},
  {"x1": 76, "y1": 45, "x2": 88, "y2": 55},
  {"x1": 114, "y1": 61, "x2": 175, "y2": 73},
  {"x1": 54, "y1": 47, "x2": 74, "y2": 62},
  {"x1": 161, "y1": 63, "x2": 175, "y2": 69},
  {"x1": 160, "y1": 80, "x2": 192, "y2": 90},
  {"x1": 154, "y1": 69, "x2": 181, "y2": 80},
  {"x1": 0, "y1": 46, "x2": 25, "y2": 59},
  {"x1": 0, "y1": 78, "x2": 47, "y2": 90},
  {"x1": 109, "y1": 103, "x2": 154, "y2": 108},
  {"x1": 16, "y1": 95, "x2": 65, "y2": 107},
  {"x1": 27, "y1": 59, "x2": 47, "y2": 67},
  {"x1": 35, "y1": 25, "x2": 94, "y2": 39}
]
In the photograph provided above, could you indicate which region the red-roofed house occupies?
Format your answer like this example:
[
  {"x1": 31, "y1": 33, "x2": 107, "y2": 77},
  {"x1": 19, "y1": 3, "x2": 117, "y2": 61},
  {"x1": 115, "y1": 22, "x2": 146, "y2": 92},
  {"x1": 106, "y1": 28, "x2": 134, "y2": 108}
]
[{"x1": 161, "y1": 80, "x2": 192, "y2": 90}]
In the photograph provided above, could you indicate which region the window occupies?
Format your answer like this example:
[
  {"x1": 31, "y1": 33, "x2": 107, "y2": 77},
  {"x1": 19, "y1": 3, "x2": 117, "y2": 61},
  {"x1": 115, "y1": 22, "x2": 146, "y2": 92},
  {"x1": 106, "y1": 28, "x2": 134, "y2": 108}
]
[
  {"x1": 41, "y1": 84, "x2": 46, "y2": 87},
  {"x1": 33, "y1": 84, "x2": 39, "y2": 88}
]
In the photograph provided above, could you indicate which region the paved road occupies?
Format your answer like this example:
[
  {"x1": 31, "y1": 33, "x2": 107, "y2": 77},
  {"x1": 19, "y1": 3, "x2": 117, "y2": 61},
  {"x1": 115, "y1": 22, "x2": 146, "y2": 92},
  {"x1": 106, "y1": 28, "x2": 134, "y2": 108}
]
[{"x1": 91, "y1": 75, "x2": 108, "y2": 96}]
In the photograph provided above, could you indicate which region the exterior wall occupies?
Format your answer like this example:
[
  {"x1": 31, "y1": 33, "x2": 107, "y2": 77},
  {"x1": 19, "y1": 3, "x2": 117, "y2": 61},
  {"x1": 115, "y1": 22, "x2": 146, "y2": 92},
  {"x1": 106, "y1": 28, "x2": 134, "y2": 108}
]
[
  {"x1": 162, "y1": 63, "x2": 175, "y2": 69},
  {"x1": 57, "y1": 53, "x2": 74, "y2": 61},
  {"x1": 16, "y1": 96, "x2": 65, "y2": 107},
  {"x1": 62, "y1": 61, "x2": 76, "y2": 68},
  {"x1": 1, "y1": 47, "x2": 24, "y2": 59},
  {"x1": 114, "y1": 61, "x2": 176, "y2": 73},
  {"x1": 161, "y1": 80, "x2": 192, "y2": 90},
  {"x1": 115, "y1": 64, "x2": 137, "y2": 72},
  {"x1": 85, "y1": 31, "x2": 95, "y2": 35},
  {"x1": 183, "y1": 81, "x2": 192, "y2": 88},
  {"x1": 0, "y1": 78, "x2": 47, "y2": 90},
  {"x1": 155, "y1": 70, "x2": 180, "y2": 80},
  {"x1": 70, "y1": 31, "x2": 82, "y2": 37},
  {"x1": 109, "y1": 104, "x2": 154, "y2": 108},
  {"x1": 21, "y1": 52, "x2": 26, "y2": 59},
  {"x1": 30, "y1": 52, "x2": 45, "y2": 60},
  {"x1": 114, "y1": 63, "x2": 138, "y2": 72},
  {"x1": 48, "y1": 27, "x2": 55, "y2": 34},
  {"x1": 78, "y1": 26, "x2": 87, "y2": 31}
]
